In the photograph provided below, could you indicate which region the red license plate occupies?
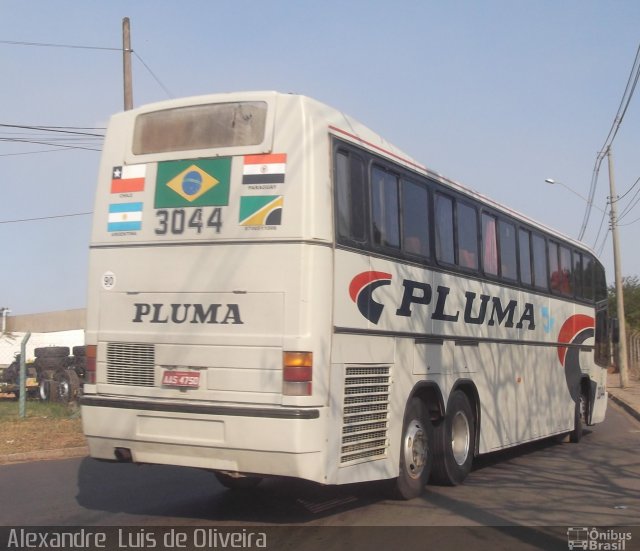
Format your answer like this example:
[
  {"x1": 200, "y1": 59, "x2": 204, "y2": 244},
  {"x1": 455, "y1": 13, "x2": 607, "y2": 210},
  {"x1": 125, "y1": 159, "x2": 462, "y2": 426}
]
[{"x1": 161, "y1": 371, "x2": 200, "y2": 388}]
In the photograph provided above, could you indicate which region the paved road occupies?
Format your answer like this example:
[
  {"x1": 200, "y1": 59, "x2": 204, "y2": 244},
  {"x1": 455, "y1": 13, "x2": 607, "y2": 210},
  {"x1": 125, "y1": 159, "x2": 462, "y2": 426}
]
[{"x1": 1, "y1": 403, "x2": 639, "y2": 549}]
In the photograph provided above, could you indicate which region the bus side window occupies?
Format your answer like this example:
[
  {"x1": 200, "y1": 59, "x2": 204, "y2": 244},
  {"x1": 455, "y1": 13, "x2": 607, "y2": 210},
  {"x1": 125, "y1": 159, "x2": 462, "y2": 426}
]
[
  {"x1": 435, "y1": 193, "x2": 455, "y2": 264},
  {"x1": 498, "y1": 220, "x2": 517, "y2": 280},
  {"x1": 371, "y1": 166, "x2": 400, "y2": 249},
  {"x1": 457, "y1": 202, "x2": 478, "y2": 270},
  {"x1": 549, "y1": 241, "x2": 561, "y2": 292},
  {"x1": 518, "y1": 228, "x2": 532, "y2": 286},
  {"x1": 335, "y1": 150, "x2": 366, "y2": 244},
  {"x1": 583, "y1": 255, "x2": 595, "y2": 301},
  {"x1": 559, "y1": 245, "x2": 573, "y2": 296},
  {"x1": 532, "y1": 233, "x2": 548, "y2": 290},
  {"x1": 401, "y1": 179, "x2": 430, "y2": 258},
  {"x1": 482, "y1": 213, "x2": 498, "y2": 276},
  {"x1": 573, "y1": 251, "x2": 583, "y2": 299}
]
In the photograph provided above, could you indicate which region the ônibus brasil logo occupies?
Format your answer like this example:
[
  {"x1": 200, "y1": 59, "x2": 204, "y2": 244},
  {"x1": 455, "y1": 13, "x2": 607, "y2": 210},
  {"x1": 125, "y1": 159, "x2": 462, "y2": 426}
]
[{"x1": 348, "y1": 271, "x2": 393, "y2": 324}]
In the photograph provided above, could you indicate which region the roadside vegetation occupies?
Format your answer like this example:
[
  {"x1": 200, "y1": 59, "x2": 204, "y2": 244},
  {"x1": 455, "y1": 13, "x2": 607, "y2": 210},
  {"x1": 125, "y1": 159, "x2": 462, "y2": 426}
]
[{"x1": 0, "y1": 396, "x2": 86, "y2": 456}]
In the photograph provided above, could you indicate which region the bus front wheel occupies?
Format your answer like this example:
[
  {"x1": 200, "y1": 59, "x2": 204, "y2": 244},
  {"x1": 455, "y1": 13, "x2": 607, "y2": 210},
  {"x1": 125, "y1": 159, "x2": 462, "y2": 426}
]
[
  {"x1": 431, "y1": 390, "x2": 475, "y2": 486},
  {"x1": 569, "y1": 392, "x2": 586, "y2": 443},
  {"x1": 391, "y1": 397, "x2": 433, "y2": 500}
]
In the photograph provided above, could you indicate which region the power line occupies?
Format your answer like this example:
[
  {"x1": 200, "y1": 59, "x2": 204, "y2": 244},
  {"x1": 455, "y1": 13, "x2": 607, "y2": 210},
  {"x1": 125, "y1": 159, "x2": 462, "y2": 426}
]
[
  {"x1": 0, "y1": 212, "x2": 92, "y2": 225},
  {"x1": 0, "y1": 148, "x2": 71, "y2": 157},
  {"x1": 0, "y1": 138, "x2": 101, "y2": 152},
  {"x1": 1, "y1": 39, "x2": 173, "y2": 100},
  {"x1": 133, "y1": 52, "x2": 173, "y2": 99},
  {"x1": 618, "y1": 213, "x2": 640, "y2": 226},
  {"x1": 0, "y1": 39, "x2": 120, "y2": 52},
  {"x1": 0, "y1": 124, "x2": 104, "y2": 153},
  {"x1": 0, "y1": 124, "x2": 105, "y2": 137},
  {"x1": 578, "y1": 40, "x2": 640, "y2": 240}
]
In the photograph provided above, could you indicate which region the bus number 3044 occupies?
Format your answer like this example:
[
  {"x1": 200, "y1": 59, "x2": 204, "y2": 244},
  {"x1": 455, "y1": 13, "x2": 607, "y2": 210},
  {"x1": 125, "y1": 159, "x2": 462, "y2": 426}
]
[{"x1": 155, "y1": 208, "x2": 222, "y2": 235}]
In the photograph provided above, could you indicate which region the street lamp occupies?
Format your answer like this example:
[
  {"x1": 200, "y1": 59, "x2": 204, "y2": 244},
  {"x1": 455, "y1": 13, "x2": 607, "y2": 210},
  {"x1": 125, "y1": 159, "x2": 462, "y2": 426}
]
[{"x1": 544, "y1": 179, "x2": 606, "y2": 213}]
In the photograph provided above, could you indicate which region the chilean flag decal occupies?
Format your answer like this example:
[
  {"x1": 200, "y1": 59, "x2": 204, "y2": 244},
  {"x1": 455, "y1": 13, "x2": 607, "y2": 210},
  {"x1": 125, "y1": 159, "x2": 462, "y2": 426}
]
[{"x1": 349, "y1": 271, "x2": 392, "y2": 324}]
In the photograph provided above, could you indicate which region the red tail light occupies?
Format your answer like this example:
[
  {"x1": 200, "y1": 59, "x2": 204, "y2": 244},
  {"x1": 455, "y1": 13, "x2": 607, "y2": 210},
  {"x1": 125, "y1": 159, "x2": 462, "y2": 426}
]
[
  {"x1": 283, "y1": 352, "x2": 312, "y2": 396},
  {"x1": 85, "y1": 345, "x2": 97, "y2": 384}
]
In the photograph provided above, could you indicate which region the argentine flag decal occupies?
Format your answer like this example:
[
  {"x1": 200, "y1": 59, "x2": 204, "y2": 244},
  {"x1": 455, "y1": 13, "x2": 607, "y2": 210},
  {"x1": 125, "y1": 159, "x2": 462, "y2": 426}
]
[{"x1": 108, "y1": 202, "x2": 143, "y2": 232}]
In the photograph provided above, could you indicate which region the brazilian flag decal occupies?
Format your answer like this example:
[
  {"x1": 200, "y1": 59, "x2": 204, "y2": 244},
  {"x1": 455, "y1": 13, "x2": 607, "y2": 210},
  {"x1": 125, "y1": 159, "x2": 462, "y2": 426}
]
[
  {"x1": 239, "y1": 196, "x2": 283, "y2": 226},
  {"x1": 155, "y1": 158, "x2": 231, "y2": 208}
]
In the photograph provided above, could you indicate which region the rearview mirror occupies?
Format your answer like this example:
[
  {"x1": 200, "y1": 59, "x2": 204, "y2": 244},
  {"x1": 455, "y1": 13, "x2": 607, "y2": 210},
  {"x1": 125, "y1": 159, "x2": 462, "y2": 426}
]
[{"x1": 611, "y1": 317, "x2": 620, "y2": 344}]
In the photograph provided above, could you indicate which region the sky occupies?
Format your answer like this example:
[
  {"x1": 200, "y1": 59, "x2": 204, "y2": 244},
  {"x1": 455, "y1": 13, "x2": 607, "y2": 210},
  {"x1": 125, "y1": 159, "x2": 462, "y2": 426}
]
[{"x1": 1, "y1": 0, "x2": 639, "y2": 315}]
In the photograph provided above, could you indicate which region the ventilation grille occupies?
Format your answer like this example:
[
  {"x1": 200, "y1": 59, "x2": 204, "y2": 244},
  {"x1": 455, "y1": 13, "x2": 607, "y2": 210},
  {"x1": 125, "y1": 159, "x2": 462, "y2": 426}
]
[
  {"x1": 106, "y1": 342, "x2": 155, "y2": 387},
  {"x1": 340, "y1": 365, "x2": 390, "y2": 465}
]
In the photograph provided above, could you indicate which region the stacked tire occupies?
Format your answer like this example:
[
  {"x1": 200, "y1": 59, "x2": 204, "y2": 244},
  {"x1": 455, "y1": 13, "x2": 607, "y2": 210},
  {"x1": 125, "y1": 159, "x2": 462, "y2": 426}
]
[{"x1": 34, "y1": 346, "x2": 81, "y2": 403}]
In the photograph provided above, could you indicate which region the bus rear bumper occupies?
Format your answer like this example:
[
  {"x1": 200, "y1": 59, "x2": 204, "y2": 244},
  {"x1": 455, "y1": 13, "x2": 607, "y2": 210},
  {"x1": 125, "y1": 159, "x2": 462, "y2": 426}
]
[{"x1": 81, "y1": 395, "x2": 327, "y2": 484}]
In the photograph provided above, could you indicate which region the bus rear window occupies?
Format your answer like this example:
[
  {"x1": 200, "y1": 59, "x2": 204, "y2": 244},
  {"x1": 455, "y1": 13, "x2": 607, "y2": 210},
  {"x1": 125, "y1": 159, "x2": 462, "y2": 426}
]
[{"x1": 133, "y1": 101, "x2": 268, "y2": 154}]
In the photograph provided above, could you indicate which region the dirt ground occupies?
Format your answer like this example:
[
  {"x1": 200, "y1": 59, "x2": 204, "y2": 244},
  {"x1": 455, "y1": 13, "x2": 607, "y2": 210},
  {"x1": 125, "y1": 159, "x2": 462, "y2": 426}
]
[{"x1": 0, "y1": 394, "x2": 86, "y2": 455}]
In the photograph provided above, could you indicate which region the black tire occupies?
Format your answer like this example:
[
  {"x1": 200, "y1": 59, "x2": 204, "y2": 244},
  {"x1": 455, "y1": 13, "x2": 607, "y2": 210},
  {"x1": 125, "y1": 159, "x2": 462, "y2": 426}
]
[
  {"x1": 34, "y1": 346, "x2": 70, "y2": 358},
  {"x1": 39, "y1": 379, "x2": 50, "y2": 401},
  {"x1": 214, "y1": 472, "x2": 262, "y2": 490},
  {"x1": 72, "y1": 346, "x2": 86, "y2": 357},
  {"x1": 54, "y1": 369, "x2": 80, "y2": 402},
  {"x1": 35, "y1": 358, "x2": 66, "y2": 371},
  {"x1": 390, "y1": 397, "x2": 433, "y2": 500},
  {"x1": 431, "y1": 390, "x2": 475, "y2": 486},
  {"x1": 569, "y1": 392, "x2": 586, "y2": 443}
]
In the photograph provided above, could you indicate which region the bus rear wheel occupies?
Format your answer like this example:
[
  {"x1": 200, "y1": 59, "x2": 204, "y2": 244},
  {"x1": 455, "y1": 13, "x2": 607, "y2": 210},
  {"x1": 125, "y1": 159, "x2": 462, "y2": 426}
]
[
  {"x1": 391, "y1": 397, "x2": 433, "y2": 500},
  {"x1": 431, "y1": 390, "x2": 475, "y2": 486}
]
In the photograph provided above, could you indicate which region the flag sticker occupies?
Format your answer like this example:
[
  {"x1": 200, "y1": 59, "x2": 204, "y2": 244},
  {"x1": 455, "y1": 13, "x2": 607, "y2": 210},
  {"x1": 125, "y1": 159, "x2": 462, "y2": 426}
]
[
  {"x1": 242, "y1": 153, "x2": 286, "y2": 186},
  {"x1": 155, "y1": 158, "x2": 231, "y2": 208},
  {"x1": 111, "y1": 165, "x2": 146, "y2": 194},
  {"x1": 108, "y1": 202, "x2": 143, "y2": 232},
  {"x1": 239, "y1": 196, "x2": 283, "y2": 226}
]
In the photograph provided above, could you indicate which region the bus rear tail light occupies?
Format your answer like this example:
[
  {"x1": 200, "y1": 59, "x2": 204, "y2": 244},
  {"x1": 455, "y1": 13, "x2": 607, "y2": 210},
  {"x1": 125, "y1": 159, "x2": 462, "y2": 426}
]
[
  {"x1": 283, "y1": 352, "x2": 312, "y2": 396},
  {"x1": 85, "y1": 345, "x2": 97, "y2": 384}
]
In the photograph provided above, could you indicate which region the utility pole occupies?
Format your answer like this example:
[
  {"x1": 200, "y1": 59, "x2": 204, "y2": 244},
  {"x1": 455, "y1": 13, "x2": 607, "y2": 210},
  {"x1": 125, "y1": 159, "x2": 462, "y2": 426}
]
[
  {"x1": 122, "y1": 17, "x2": 133, "y2": 111},
  {"x1": 607, "y1": 147, "x2": 629, "y2": 388}
]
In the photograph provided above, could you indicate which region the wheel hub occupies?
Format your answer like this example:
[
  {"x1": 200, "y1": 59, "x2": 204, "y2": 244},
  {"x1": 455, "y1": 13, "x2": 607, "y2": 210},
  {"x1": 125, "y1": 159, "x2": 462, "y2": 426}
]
[{"x1": 404, "y1": 420, "x2": 428, "y2": 479}]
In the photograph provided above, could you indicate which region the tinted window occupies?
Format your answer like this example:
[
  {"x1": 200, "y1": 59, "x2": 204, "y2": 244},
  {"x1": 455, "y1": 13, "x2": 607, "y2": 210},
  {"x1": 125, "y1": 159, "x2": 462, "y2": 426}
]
[
  {"x1": 532, "y1": 233, "x2": 548, "y2": 290},
  {"x1": 583, "y1": 255, "x2": 595, "y2": 301},
  {"x1": 499, "y1": 220, "x2": 517, "y2": 280},
  {"x1": 402, "y1": 179, "x2": 430, "y2": 257},
  {"x1": 457, "y1": 202, "x2": 478, "y2": 270},
  {"x1": 482, "y1": 213, "x2": 498, "y2": 276},
  {"x1": 518, "y1": 229, "x2": 532, "y2": 285},
  {"x1": 371, "y1": 167, "x2": 400, "y2": 248},
  {"x1": 549, "y1": 242, "x2": 561, "y2": 293},
  {"x1": 573, "y1": 252, "x2": 583, "y2": 298},
  {"x1": 559, "y1": 246, "x2": 572, "y2": 295},
  {"x1": 435, "y1": 194, "x2": 455, "y2": 264},
  {"x1": 336, "y1": 151, "x2": 366, "y2": 243}
]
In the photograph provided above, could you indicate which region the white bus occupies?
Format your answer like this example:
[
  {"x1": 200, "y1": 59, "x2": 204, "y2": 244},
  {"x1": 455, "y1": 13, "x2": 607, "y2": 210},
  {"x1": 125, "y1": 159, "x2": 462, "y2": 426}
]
[{"x1": 81, "y1": 91, "x2": 609, "y2": 499}]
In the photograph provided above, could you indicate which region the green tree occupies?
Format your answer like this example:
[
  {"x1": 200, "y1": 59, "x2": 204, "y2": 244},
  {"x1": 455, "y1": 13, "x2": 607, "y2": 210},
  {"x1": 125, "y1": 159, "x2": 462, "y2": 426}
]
[{"x1": 608, "y1": 275, "x2": 640, "y2": 331}]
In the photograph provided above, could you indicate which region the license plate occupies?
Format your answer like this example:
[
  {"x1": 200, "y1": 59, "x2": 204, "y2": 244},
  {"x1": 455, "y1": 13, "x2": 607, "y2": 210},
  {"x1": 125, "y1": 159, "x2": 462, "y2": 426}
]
[{"x1": 161, "y1": 371, "x2": 200, "y2": 388}]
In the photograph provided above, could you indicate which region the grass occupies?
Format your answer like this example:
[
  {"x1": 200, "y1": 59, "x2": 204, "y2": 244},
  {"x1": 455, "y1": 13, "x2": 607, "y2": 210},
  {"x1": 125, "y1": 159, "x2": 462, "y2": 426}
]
[{"x1": 0, "y1": 395, "x2": 86, "y2": 456}]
